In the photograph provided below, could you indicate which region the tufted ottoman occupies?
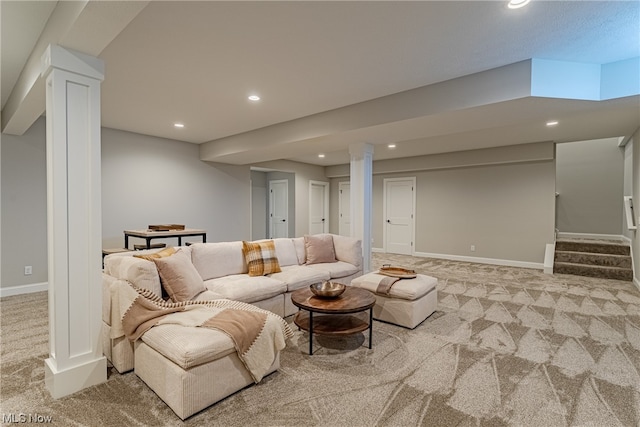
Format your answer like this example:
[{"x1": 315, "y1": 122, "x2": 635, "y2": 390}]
[{"x1": 350, "y1": 272, "x2": 437, "y2": 329}]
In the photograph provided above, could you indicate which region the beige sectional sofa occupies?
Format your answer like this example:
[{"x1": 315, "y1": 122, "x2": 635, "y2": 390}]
[{"x1": 101, "y1": 234, "x2": 362, "y2": 419}]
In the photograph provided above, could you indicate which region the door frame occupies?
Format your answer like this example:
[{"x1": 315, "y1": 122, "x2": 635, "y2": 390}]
[
  {"x1": 338, "y1": 181, "x2": 351, "y2": 236},
  {"x1": 309, "y1": 180, "x2": 330, "y2": 234},
  {"x1": 269, "y1": 179, "x2": 289, "y2": 238},
  {"x1": 383, "y1": 177, "x2": 416, "y2": 254}
]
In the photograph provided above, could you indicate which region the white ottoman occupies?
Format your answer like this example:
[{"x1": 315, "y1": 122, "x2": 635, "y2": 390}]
[{"x1": 350, "y1": 272, "x2": 437, "y2": 329}]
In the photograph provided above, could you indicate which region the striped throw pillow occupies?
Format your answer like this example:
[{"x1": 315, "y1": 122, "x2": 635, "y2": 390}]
[{"x1": 242, "y1": 240, "x2": 282, "y2": 277}]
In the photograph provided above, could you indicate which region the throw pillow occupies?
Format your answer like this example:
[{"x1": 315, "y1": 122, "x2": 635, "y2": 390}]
[
  {"x1": 242, "y1": 240, "x2": 282, "y2": 277},
  {"x1": 133, "y1": 246, "x2": 176, "y2": 261},
  {"x1": 151, "y1": 249, "x2": 205, "y2": 302},
  {"x1": 304, "y1": 234, "x2": 337, "y2": 265}
]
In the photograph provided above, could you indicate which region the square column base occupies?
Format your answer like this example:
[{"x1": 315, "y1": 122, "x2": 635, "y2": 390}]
[{"x1": 45, "y1": 356, "x2": 107, "y2": 399}]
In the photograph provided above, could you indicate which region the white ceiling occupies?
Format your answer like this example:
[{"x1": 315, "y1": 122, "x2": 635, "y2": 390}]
[{"x1": 2, "y1": 1, "x2": 639, "y2": 166}]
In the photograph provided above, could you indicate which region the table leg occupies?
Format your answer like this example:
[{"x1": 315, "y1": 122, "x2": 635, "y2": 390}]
[
  {"x1": 202, "y1": 233, "x2": 207, "y2": 243},
  {"x1": 309, "y1": 311, "x2": 313, "y2": 355},
  {"x1": 124, "y1": 234, "x2": 129, "y2": 250},
  {"x1": 178, "y1": 237, "x2": 183, "y2": 246},
  {"x1": 368, "y1": 308, "x2": 373, "y2": 349},
  {"x1": 146, "y1": 238, "x2": 151, "y2": 249}
]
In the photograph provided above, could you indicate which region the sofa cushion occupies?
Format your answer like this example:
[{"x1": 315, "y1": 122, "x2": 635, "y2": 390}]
[
  {"x1": 269, "y1": 265, "x2": 330, "y2": 292},
  {"x1": 351, "y1": 273, "x2": 437, "y2": 301},
  {"x1": 292, "y1": 237, "x2": 306, "y2": 265},
  {"x1": 191, "y1": 241, "x2": 247, "y2": 280},
  {"x1": 141, "y1": 324, "x2": 235, "y2": 369},
  {"x1": 273, "y1": 238, "x2": 299, "y2": 267},
  {"x1": 152, "y1": 249, "x2": 206, "y2": 302},
  {"x1": 104, "y1": 255, "x2": 162, "y2": 297},
  {"x1": 307, "y1": 261, "x2": 360, "y2": 279},
  {"x1": 304, "y1": 234, "x2": 337, "y2": 265},
  {"x1": 192, "y1": 290, "x2": 225, "y2": 301},
  {"x1": 332, "y1": 235, "x2": 362, "y2": 268},
  {"x1": 203, "y1": 274, "x2": 286, "y2": 304},
  {"x1": 242, "y1": 240, "x2": 282, "y2": 276}
]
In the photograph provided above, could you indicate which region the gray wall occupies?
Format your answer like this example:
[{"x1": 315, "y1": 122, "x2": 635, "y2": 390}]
[
  {"x1": 251, "y1": 170, "x2": 296, "y2": 239},
  {"x1": 631, "y1": 128, "x2": 640, "y2": 282},
  {"x1": 266, "y1": 171, "x2": 295, "y2": 237},
  {"x1": 1, "y1": 117, "x2": 48, "y2": 288},
  {"x1": 623, "y1": 142, "x2": 634, "y2": 239},
  {"x1": 251, "y1": 170, "x2": 268, "y2": 240},
  {"x1": 330, "y1": 142, "x2": 556, "y2": 264},
  {"x1": 556, "y1": 138, "x2": 624, "y2": 235},
  {"x1": 101, "y1": 127, "x2": 251, "y2": 248},
  {"x1": 1, "y1": 120, "x2": 252, "y2": 290},
  {"x1": 252, "y1": 160, "x2": 327, "y2": 237}
]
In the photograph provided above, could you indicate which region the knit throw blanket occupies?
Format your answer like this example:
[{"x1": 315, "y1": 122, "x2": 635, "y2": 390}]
[
  {"x1": 353, "y1": 273, "x2": 401, "y2": 296},
  {"x1": 111, "y1": 281, "x2": 293, "y2": 382}
]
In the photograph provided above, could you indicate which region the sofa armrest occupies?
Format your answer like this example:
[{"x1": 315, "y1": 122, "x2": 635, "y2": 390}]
[
  {"x1": 332, "y1": 234, "x2": 363, "y2": 269},
  {"x1": 102, "y1": 273, "x2": 117, "y2": 325}
]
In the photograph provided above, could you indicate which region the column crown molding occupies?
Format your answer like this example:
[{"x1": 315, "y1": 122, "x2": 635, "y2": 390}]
[{"x1": 41, "y1": 45, "x2": 104, "y2": 81}]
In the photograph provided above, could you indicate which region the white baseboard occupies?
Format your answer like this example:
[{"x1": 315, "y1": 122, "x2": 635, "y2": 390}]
[
  {"x1": 556, "y1": 232, "x2": 626, "y2": 242},
  {"x1": 413, "y1": 251, "x2": 543, "y2": 270},
  {"x1": 543, "y1": 243, "x2": 555, "y2": 274},
  {"x1": 634, "y1": 278, "x2": 640, "y2": 292},
  {"x1": 0, "y1": 282, "x2": 48, "y2": 297},
  {"x1": 45, "y1": 356, "x2": 107, "y2": 399},
  {"x1": 372, "y1": 247, "x2": 385, "y2": 253}
]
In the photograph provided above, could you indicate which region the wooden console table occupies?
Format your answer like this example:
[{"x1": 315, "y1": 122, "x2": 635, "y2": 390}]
[{"x1": 123, "y1": 228, "x2": 207, "y2": 250}]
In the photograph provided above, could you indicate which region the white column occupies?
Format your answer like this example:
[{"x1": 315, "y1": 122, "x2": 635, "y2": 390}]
[
  {"x1": 349, "y1": 143, "x2": 374, "y2": 273},
  {"x1": 41, "y1": 45, "x2": 106, "y2": 398}
]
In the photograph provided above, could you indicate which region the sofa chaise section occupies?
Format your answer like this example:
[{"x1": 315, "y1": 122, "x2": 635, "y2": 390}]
[{"x1": 135, "y1": 321, "x2": 280, "y2": 420}]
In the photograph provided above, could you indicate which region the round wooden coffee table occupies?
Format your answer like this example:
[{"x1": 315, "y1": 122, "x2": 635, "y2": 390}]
[{"x1": 291, "y1": 286, "x2": 376, "y2": 355}]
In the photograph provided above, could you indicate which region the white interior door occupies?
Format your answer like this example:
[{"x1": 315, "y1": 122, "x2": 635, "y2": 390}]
[
  {"x1": 339, "y1": 182, "x2": 351, "y2": 236},
  {"x1": 309, "y1": 181, "x2": 329, "y2": 235},
  {"x1": 384, "y1": 178, "x2": 415, "y2": 255},
  {"x1": 269, "y1": 180, "x2": 288, "y2": 238}
]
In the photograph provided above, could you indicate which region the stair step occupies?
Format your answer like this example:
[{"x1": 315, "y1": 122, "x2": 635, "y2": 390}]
[
  {"x1": 555, "y1": 240, "x2": 630, "y2": 255},
  {"x1": 554, "y1": 250, "x2": 632, "y2": 268},
  {"x1": 554, "y1": 262, "x2": 633, "y2": 281}
]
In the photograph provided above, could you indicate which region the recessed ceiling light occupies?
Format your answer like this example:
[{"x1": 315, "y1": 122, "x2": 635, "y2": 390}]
[
  {"x1": 318, "y1": 154, "x2": 325, "y2": 158},
  {"x1": 546, "y1": 120, "x2": 559, "y2": 126},
  {"x1": 174, "y1": 123, "x2": 185, "y2": 128},
  {"x1": 507, "y1": 0, "x2": 531, "y2": 9},
  {"x1": 388, "y1": 144, "x2": 396, "y2": 149},
  {"x1": 248, "y1": 95, "x2": 260, "y2": 101}
]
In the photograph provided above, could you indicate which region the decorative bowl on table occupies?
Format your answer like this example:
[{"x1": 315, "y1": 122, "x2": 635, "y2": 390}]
[{"x1": 310, "y1": 281, "x2": 346, "y2": 298}]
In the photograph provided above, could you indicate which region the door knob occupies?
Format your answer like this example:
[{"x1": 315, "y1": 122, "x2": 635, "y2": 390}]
[
  {"x1": 322, "y1": 218, "x2": 325, "y2": 222},
  {"x1": 281, "y1": 219, "x2": 286, "y2": 222},
  {"x1": 386, "y1": 219, "x2": 390, "y2": 223}
]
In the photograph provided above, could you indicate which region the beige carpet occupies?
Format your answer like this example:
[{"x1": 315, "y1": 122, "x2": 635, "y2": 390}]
[{"x1": 2, "y1": 254, "x2": 640, "y2": 426}]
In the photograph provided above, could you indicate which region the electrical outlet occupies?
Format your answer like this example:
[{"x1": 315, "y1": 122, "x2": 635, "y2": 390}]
[
  {"x1": 24, "y1": 266, "x2": 32, "y2": 275},
  {"x1": 470, "y1": 245, "x2": 476, "y2": 252}
]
